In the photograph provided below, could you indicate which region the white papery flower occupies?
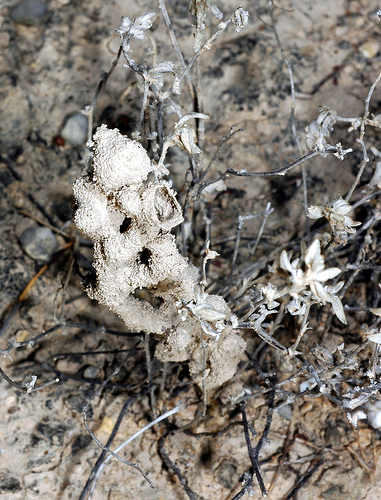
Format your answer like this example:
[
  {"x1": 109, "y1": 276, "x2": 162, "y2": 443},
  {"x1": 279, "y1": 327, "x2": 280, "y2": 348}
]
[
  {"x1": 147, "y1": 61, "x2": 176, "y2": 88},
  {"x1": 260, "y1": 283, "x2": 279, "y2": 310},
  {"x1": 233, "y1": 7, "x2": 249, "y2": 32},
  {"x1": 117, "y1": 12, "x2": 155, "y2": 39},
  {"x1": 281, "y1": 239, "x2": 340, "y2": 293},
  {"x1": 164, "y1": 113, "x2": 210, "y2": 155},
  {"x1": 305, "y1": 106, "x2": 337, "y2": 155},
  {"x1": 280, "y1": 239, "x2": 346, "y2": 323},
  {"x1": 366, "y1": 307, "x2": 381, "y2": 344},
  {"x1": 287, "y1": 296, "x2": 309, "y2": 316},
  {"x1": 307, "y1": 194, "x2": 360, "y2": 236}
]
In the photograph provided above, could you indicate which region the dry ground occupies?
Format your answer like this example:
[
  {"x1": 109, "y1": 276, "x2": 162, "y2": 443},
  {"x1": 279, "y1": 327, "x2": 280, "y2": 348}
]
[{"x1": 1, "y1": 0, "x2": 381, "y2": 499}]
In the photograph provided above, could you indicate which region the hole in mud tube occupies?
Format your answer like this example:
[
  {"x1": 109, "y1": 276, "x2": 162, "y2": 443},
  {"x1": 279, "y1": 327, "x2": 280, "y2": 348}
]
[
  {"x1": 119, "y1": 217, "x2": 132, "y2": 233},
  {"x1": 139, "y1": 247, "x2": 152, "y2": 266}
]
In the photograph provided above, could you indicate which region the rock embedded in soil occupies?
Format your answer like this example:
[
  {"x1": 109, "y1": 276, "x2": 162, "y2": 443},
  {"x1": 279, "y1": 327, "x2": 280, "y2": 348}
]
[
  {"x1": 10, "y1": 0, "x2": 48, "y2": 26},
  {"x1": 0, "y1": 476, "x2": 22, "y2": 493},
  {"x1": 19, "y1": 226, "x2": 58, "y2": 261},
  {"x1": 83, "y1": 365, "x2": 99, "y2": 379},
  {"x1": 60, "y1": 113, "x2": 88, "y2": 146},
  {"x1": 215, "y1": 460, "x2": 238, "y2": 488}
]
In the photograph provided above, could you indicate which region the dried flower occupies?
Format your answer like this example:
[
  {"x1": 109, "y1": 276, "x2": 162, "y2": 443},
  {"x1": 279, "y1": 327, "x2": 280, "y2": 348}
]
[
  {"x1": 286, "y1": 296, "x2": 309, "y2": 316},
  {"x1": 116, "y1": 12, "x2": 155, "y2": 40},
  {"x1": 147, "y1": 61, "x2": 176, "y2": 88},
  {"x1": 183, "y1": 288, "x2": 235, "y2": 338},
  {"x1": 259, "y1": 283, "x2": 279, "y2": 310},
  {"x1": 280, "y1": 239, "x2": 346, "y2": 323},
  {"x1": 280, "y1": 239, "x2": 340, "y2": 292},
  {"x1": 333, "y1": 142, "x2": 353, "y2": 161},
  {"x1": 171, "y1": 123, "x2": 202, "y2": 155},
  {"x1": 232, "y1": 7, "x2": 249, "y2": 32},
  {"x1": 189, "y1": 0, "x2": 223, "y2": 20},
  {"x1": 307, "y1": 194, "x2": 360, "y2": 244},
  {"x1": 160, "y1": 113, "x2": 210, "y2": 162},
  {"x1": 305, "y1": 106, "x2": 337, "y2": 155},
  {"x1": 366, "y1": 307, "x2": 381, "y2": 344}
]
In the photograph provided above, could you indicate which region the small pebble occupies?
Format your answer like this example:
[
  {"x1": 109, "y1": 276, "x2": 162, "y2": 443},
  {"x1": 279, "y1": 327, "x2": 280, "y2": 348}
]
[
  {"x1": 300, "y1": 401, "x2": 313, "y2": 415},
  {"x1": 359, "y1": 40, "x2": 379, "y2": 59},
  {"x1": 60, "y1": 113, "x2": 88, "y2": 146},
  {"x1": 97, "y1": 416, "x2": 114, "y2": 436},
  {"x1": 365, "y1": 399, "x2": 381, "y2": 429},
  {"x1": 10, "y1": 0, "x2": 48, "y2": 27},
  {"x1": 215, "y1": 460, "x2": 237, "y2": 488},
  {"x1": 324, "y1": 422, "x2": 342, "y2": 448},
  {"x1": 321, "y1": 485, "x2": 345, "y2": 500},
  {"x1": 4, "y1": 395, "x2": 17, "y2": 408},
  {"x1": 277, "y1": 403, "x2": 293, "y2": 420},
  {"x1": 19, "y1": 226, "x2": 58, "y2": 261},
  {"x1": 299, "y1": 377, "x2": 316, "y2": 392},
  {"x1": 83, "y1": 365, "x2": 99, "y2": 379},
  {"x1": 15, "y1": 329, "x2": 30, "y2": 342}
]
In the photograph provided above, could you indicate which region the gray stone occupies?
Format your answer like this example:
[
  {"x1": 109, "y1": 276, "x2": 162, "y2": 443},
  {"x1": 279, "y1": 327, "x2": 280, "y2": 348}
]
[
  {"x1": 19, "y1": 226, "x2": 58, "y2": 261},
  {"x1": 277, "y1": 403, "x2": 293, "y2": 420},
  {"x1": 0, "y1": 476, "x2": 21, "y2": 493},
  {"x1": 10, "y1": 0, "x2": 48, "y2": 26},
  {"x1": 215, "y1": 460, "x2": 237, "y2": 488},
  {"x1": 321, "y1": 485, "x2": 345, "y2": 500},
  {"x1": 60, "y1": 113, "x2": 88, "y2": 146},
  {"x1": 324, "y1": 421, "x2": 342, "y2": 448},
  {"x1": 83, "y1": 366, "x2": 99, "y2": 379}
]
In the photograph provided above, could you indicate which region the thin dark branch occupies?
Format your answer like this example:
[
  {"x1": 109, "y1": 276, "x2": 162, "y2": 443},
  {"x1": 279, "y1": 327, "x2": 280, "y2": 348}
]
[
  {"x1": 198, "y1": 127, "x2": 243, "y2": 187},
  {"x1": 280, "y1": 457, "x2": 323, "y2": 500},
  {"x1": 82, "y1": 342, "x2": 156, "y2": 492},
  {"x1": 79, "y1": 387, "x2": 149, "y2": 500},
  {"x1": 40, "y1": 361, "x2": 134, "y2": 389},
  {"x1": 254, "y1": 390, "x2": 275, "y2": 460},
  {"x1": 183, "y1": 421, "x2": 244, "y2": 438},
  {"x1": 0, "y1": 365, "x2": 59, "y2": 393},
  {"x1": 1, "y1": 154, "x2": 58, "y2": 227},
  {"x1": 227, "y1": 149, "x2": 321, "y2": 178},
  {"x1": 240, "y1": 401, "x2": 268, "y2": 497},
  {"x1": 159, "y1": 435, "x2": 204, "y2": 500},
  {"x1": 90, "y1": 45, "x2": 122, "y2": 110}
]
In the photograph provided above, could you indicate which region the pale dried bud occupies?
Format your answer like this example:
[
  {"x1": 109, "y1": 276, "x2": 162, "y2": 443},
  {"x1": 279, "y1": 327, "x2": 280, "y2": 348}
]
[
  {"x1": 306, "y1": 194, "x2": 360, "y2": 240},
  {"x1": 172, "y1": 123, "x2": 202, "y2": 155},
  {"x1": 305, "y1": 106, "x2": 337, "y2": 155},
  {"x1": 147, "y1": 61, "x2": 176, "y2": 88},
  {"x1": 116, "y1": 12, "x2": 155, "y2": 39},
  {"x1": 164, "y1": 113, "x2": 210, "y2": 157},
  {"x1": 233, "y1": 7, "x2": 249, "y2": 32}
]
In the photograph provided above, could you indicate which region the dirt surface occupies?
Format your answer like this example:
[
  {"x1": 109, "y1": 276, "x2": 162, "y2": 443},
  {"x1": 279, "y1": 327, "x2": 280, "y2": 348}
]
[{"x1": 1, "y1": 0, "x2": 381, "y2": 499}]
